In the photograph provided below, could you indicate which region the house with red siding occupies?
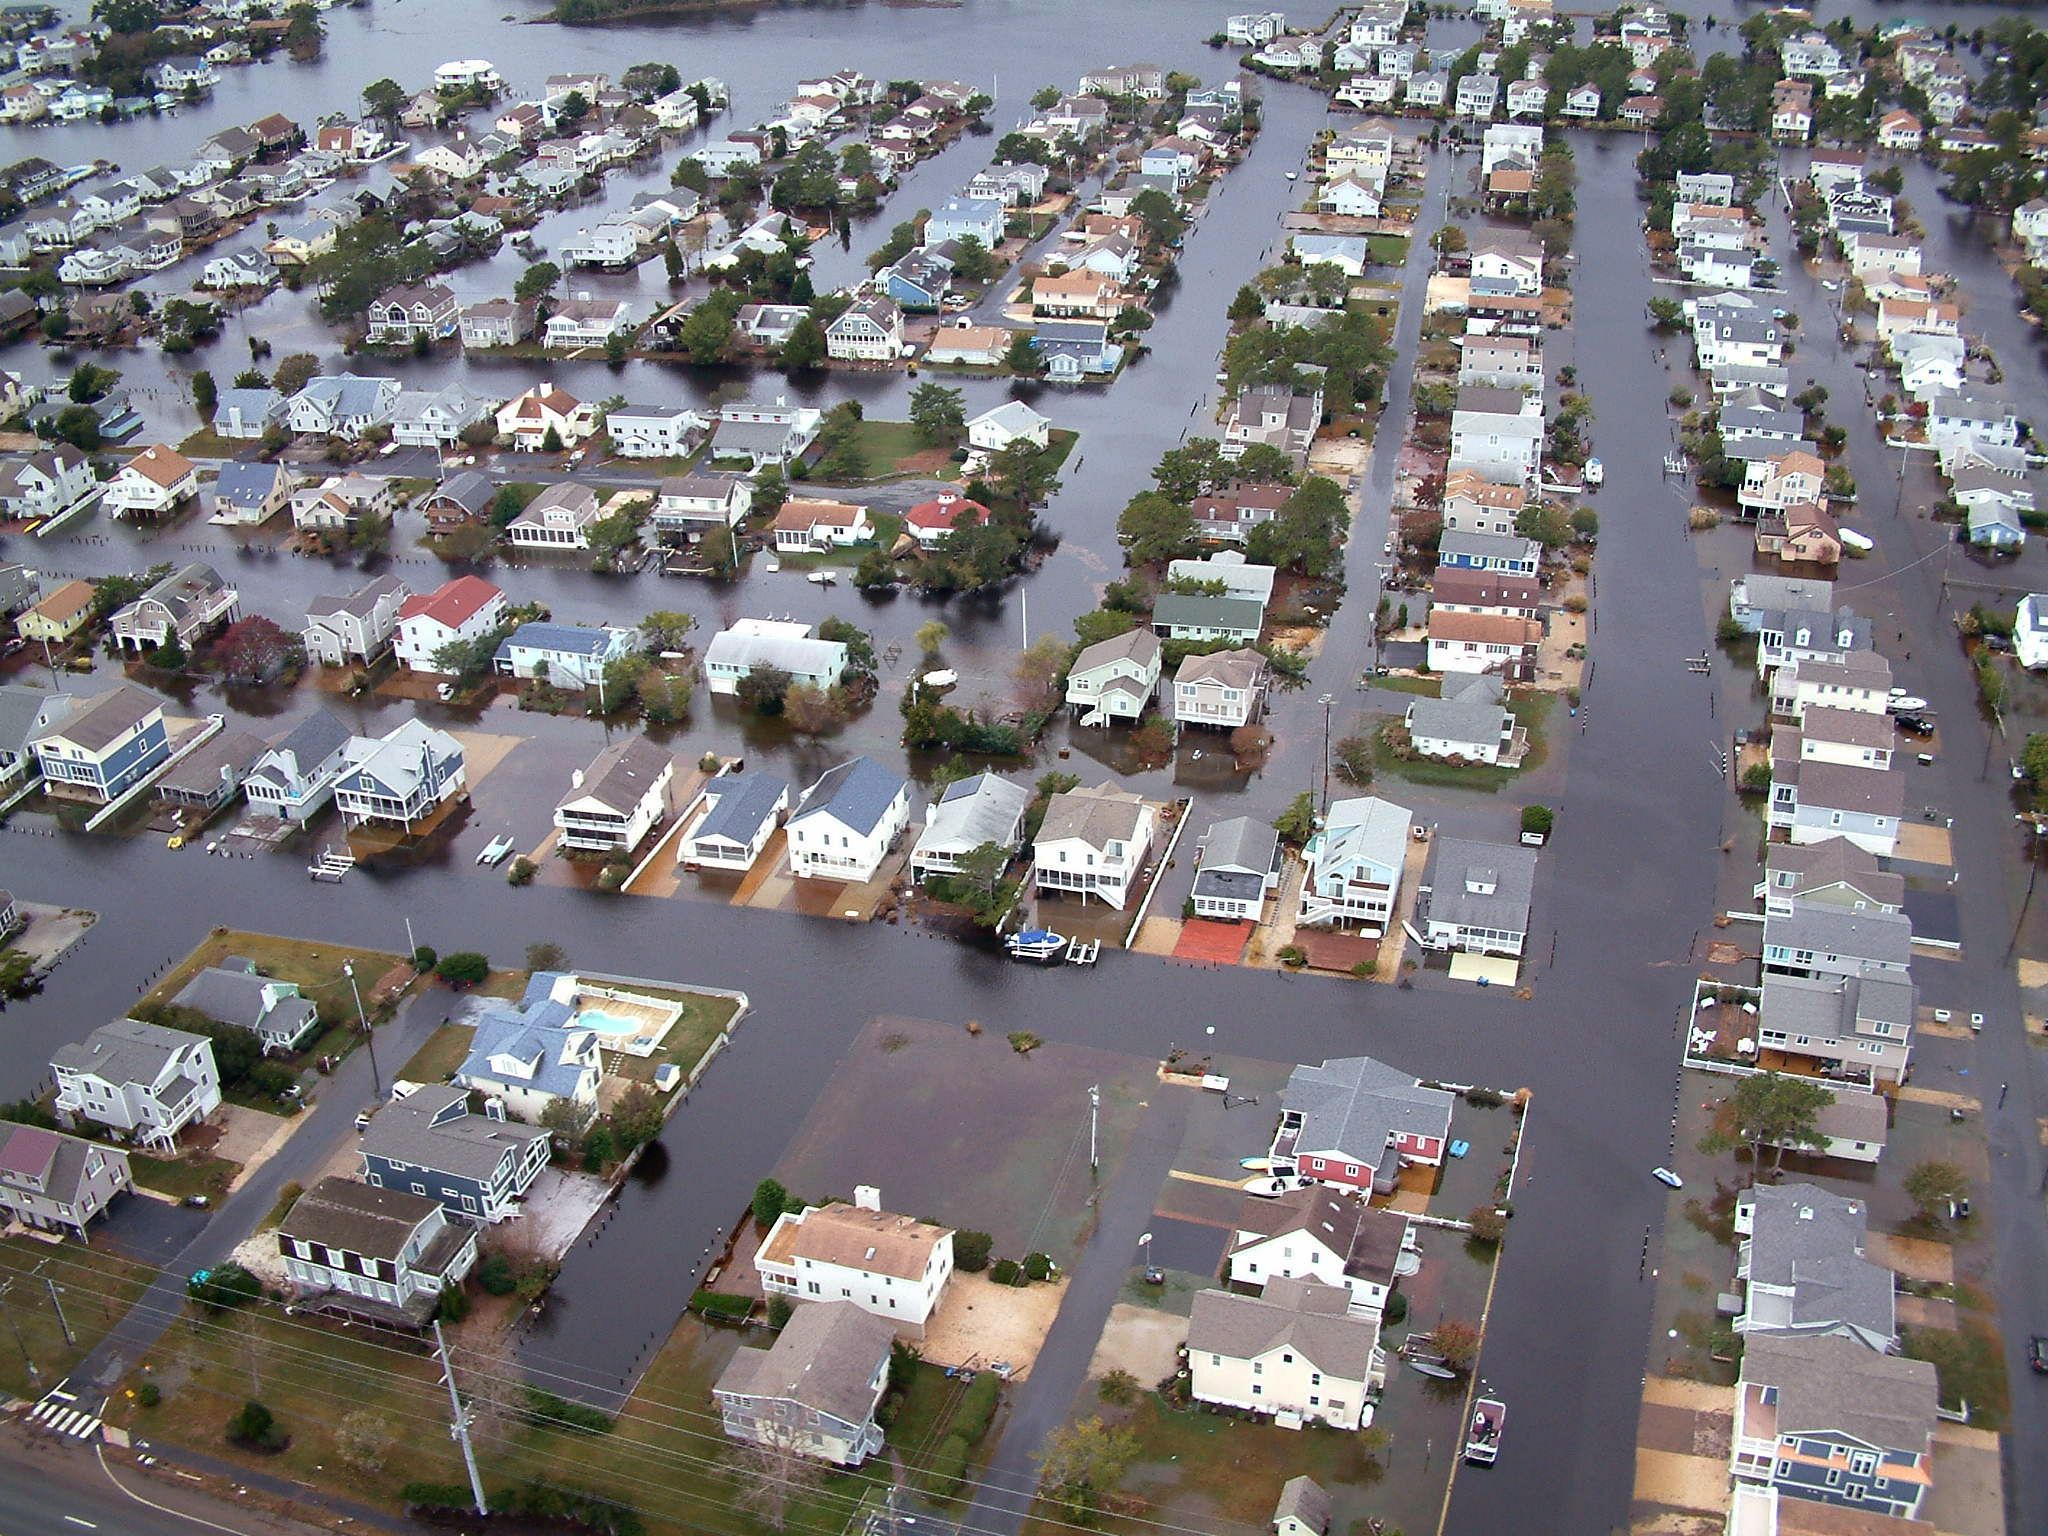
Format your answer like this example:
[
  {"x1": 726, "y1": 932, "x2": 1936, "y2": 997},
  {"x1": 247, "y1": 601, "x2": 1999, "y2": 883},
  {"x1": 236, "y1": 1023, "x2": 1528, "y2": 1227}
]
[{"x1": 1269, "y1": 1056, "x2": 1455, "y2": 1196}]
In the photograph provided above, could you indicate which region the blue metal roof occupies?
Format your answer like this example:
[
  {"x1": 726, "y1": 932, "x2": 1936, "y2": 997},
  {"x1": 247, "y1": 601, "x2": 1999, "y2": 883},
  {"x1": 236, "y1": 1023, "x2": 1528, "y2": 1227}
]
[
  {"x1": 494, "y1": 622, "x2": 621, "y2": 660},
  {"x1": 212, "y1": 459, "x2": 281, "y2": 506}
]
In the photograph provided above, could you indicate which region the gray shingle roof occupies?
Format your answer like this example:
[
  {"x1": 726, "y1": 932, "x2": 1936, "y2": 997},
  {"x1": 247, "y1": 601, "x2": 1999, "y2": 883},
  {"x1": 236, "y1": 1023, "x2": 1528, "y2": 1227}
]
[
  {"x1": 1405, "y1": 673, "x2": 1510, "y2": 753},
  {"x1": 37, "y1": 685, "x2": 161, "y2": 752},
  {"x1": 1279, "y1": 1056, "x2": 1453, "y2": 1176},
  {"x1": 1154, "y1": 591, "x2": 1265, "y2": 633},
  {"x1": 1739, "y1": 1182, "x2": 1894, "y2": 1346},
  {"x1": 1740, "y1": 1334, "x2": 1936, "y2": 1454},
  {"x1": 914, "y1": 773, "x2": 1028, "y2": 860},
  {"x1": 1420, "y1": 837, "x2": 1537, "y2": 937},
  {"x1": 713, "y1": 1299, "x2": 893, "y2": 1427},
  {"x1": 792, "y1": 756, "x2": 907, "y2": 837},
  {"x1": 692, "y1": 773, "x2": 789, "y2": 849},
  {"x1": 1188, "y1": 1277, "x2": 1378, "y2": 1379},
  {"x1": 278, "y1": 1175, "x2": 441, "y2": 1262},
  {"x1": 359, "y1": 1084, "x2": 547, "y2": 1182},
  {"x1": 174, "y1": 964, "x2": 318, "y2": 1043},
  {"x1": 1038, "y1": 782, "x2": 1148, "y2": 851},
  {"x1": 51, "y1": 1017, "x2": 206, "y2": 1086}
]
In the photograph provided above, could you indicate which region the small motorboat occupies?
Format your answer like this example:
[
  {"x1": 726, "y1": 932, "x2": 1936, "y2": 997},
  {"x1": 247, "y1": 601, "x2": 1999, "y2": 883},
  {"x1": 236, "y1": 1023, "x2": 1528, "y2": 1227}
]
[
  {"x1": 477, "y1": 834, "x2": 516, "y2": 867},
  {"x1": 1284, "y1": 169, "x2": 1298, "y2": 181},
  {"x1": 1583, "y1": 457, "x2": 1604, "y2": 487},
  {"x1": 1407, "y1": 1358, "x2": 1456, "y2": 1380},
  {"x1": 807, "y1": 569, "x2": 837, "y2": 585},
  {"x1": 1465, "y1": 1396, "x2": 1505, "y2": 1464},
  {"x1": 921, "y1": 669, "x2": 959, "y2": 689},
  {"x1": 1005, "y1": 928, "x2": 1069, "y2": 963}
]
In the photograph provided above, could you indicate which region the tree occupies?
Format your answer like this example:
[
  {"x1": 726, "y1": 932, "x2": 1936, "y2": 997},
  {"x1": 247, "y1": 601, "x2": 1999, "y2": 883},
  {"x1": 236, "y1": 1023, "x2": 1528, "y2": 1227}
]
[
  {"x1": 1129, "y1": 188, "x2": 1186, "y2": 248},
  {"x1": 1117, "y1": 491, "x2": 1195, "y2": 566},
  {"x1": 1703, "y1": 1072, "x2": 1834, "y2": 1177},
  {"x1": 1273, "y1": 791, "x2": 1317, "y2": 846},
  {"x1": 783, "y1": 682, "x2": 850, "y2": 735},
  {"x1": 1014, "y1": 635, "x2": 1071, "y2": 714},
  {"x1": 1227, "y1": 283, "x2": 1264, "y2": 323},
  {"x1": 435, "y1": 952, "x2": 489, "y2": 988},
  {"x1": 634, "y1": 611, "x2": 694, "y2": 654},
  {"x1": 954, "y1": 1230, "x2": 994, "y2": 1271},
  {"x1": 1006, "y1": 330, "x2": 1041, "y2": 375},
  {"x1": 733, "y1": 1423, "x2": 826, "y2": 1531},
  {"x1": 1036, "y1": 1416, "x2": 1140, "y2": 1525},
  {"x1": 677, "y1": 291, "x2": 739, "y2": 365},
  {"x1": 524, "y1": 941, "x2": 568, "y2": 972},
  {"x1": 225, "y1": 1400, "x2": 287, "y2": 1452},
  {"x1": 736, "y1": 666, "x2": 794, "y2": 715},
  {"x1": 67, "y1": 363, "x2": 118, "y2": 403},
  {"x1": 814, "y1": 403, "x2": 868, "y2": 482},
  {"x1": 211, "y1": 616, "x2": 299, "y2": 685},
  {"x1": 361, "y1": 77, "x2": 407, "y2": 123},
  {"x1": 611, "y1": 1084, "x2": 665, "y2": 1151},
  {"x1": 514, "y1": 261, "x2": 562, "y2": 306},
  {"x1": 909, "y1": 382, "x2": 967, "y2": 445},
  {"x1": 191, "y1": 370, "x2": 218, "y2": 420},
  {"x1": 752, "y1": 1178, "x2": 790, "y2": 1228},
  {"x1": 778, "y1": 314, "x2": 825, "y2": 371},
  {"x1": 951, "y1": 235, "x2": 996, "y2": 283},
  {"x1": 671, "y1": 156, "x2": 710, "y2": 194},
  {"x1": 1904, "y1": 1160, "x2": 1969, "y2": 1222},
  {"x1": 1152, "y1": 438, "x2": 1230, "y2": 502},
  {"x1": 1432, "y1": 1318, "x2": 1481, "y2": 1373},
  {"x1": 271, "y1": 353, "x2": 320, "y2": 397}
]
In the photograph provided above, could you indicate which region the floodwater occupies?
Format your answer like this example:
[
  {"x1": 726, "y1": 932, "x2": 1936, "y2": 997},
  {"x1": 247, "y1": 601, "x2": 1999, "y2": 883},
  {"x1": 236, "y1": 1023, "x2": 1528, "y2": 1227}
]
[{"x1": 6, "y1": 4, "x2": 2048, "y2": 1534}]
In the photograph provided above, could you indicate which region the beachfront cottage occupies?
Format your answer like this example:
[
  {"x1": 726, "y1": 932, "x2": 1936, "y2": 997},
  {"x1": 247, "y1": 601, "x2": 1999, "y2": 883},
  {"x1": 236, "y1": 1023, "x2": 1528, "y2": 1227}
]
[
  {"x1": 1732, "y1": 1183, "x2": 1894, "y2": 1351},
  {"x1": 0, "y1": 1123, "x2": 133, "y2": 1239},
  {"x1": 174, "y1": 959, "x2": 321, "y2": 1055},
  {"x1": 703, "y1": 619, "x2": 849, "y2": 697},
  {"x1": 713, "y1": 1301, "x2": 894, "y2": 1466},
  {"x1": 1297, "y1": 795, "x2": 1412, "y2": 933},
  {"x1": 1730, "y1": 1335, "x2": 1937, "y2": 1521},
  {"x1": 277, "y1": 1177, "x2": 479, "y2": 1326},
  {"x1": 1270, "y1": 1055, "x2": 1454, "y2": 1195},
  {"x1": 1033, "y1": 783, "x2": 1156, "y2": 910},
  {"x1": 1404, "y1": 674, "x2": 1521, "y2": 765},
  {"x1": 495, "y1": 383, "x2": 597, "y2": 451},
  {"x1": 505, "y1": 484, "x2": 603, "y2": 550},
  {"x1": 109, "y1": 562, "x2": 239, "y2": 654},
  {"x1": 786, "y1": 756, "x2": 911, "y2": 884},
  {"x1": 102, "y1": 445, "x2": 199, "y2": 519},
  {"x1": 1066, "y1": 628, "x2": 1161, "y2": 726},
  {"x1": 754, "y1": 1188, "x2": 955, "y2": 1329},
  {"x1": 358, "y1": 1084, "x2": 551, "y2": 1225},
  {"x1": 966, "y1": 400, "x2": 1050, "y2": 453},
  {"x1": 52, "y1": 1018, "x2": 220, "y2": 1148},
  {"x1": 243, "y1": 711, "x2": 355, "y2": 825},
  {"x1": 1191, "y1": 815, "x2": 1282, "y2": 921},
  {"x1": 1172, "y1": 648, "x2": 1269, "y2": 728},
  {"x1": 909, "y1": 772, "x2": 1029, "y2": 884}
]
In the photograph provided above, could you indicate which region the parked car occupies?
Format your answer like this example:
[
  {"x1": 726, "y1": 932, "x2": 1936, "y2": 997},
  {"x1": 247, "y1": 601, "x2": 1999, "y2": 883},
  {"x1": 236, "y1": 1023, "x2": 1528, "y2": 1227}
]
[
  {"x1": 2029, "y1": 1335, "x2": 2048, "y2": 1374},
  {"x1": 1894, "y1": 713, "x2": 1935, "y2": 736}
]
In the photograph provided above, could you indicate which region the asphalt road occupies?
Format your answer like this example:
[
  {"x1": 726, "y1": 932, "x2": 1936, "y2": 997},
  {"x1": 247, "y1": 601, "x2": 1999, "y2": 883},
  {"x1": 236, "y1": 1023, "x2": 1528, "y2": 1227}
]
[{"x1": 0, "y1": 1436, "x2": 330, "y2": 1536}]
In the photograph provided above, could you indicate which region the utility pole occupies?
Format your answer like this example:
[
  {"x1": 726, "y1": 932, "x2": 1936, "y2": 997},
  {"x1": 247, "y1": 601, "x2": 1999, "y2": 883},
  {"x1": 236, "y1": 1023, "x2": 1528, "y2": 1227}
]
[
  {"x1": 432, "y1": 1320, "x2": 488, "y2": 1519},
  {"x1": 1319, "y1": 692, "x2": 1334, "y2": 812},
  {"x1": 404, "y1": 915, "x2": 417, "y2": 963},
  {"x1": 0, "y1": 1283, "x2": 38, "y2": 1382},
  {"x1": 344, "y1": 962, "x2": 383, "y2": 1099},
  {"x1": 43, "y1": 1274, "x2": 72, "y2": 1347},
  {"x1": 1088, "y1": 1084, "x2": 1099, "y2": 1173}
]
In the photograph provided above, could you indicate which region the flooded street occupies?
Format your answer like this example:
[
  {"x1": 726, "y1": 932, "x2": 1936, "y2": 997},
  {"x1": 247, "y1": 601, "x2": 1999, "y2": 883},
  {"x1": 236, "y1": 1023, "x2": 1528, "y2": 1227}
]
[{"x1": 6, "y1": 3, "x2": 2048, "y2": 1533}]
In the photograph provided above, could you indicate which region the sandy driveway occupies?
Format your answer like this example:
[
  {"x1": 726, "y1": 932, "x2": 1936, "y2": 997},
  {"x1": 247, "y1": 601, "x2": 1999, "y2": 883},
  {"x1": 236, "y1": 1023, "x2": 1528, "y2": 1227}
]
[
  {"x1": 919, "y1": 1272, "x2": 1065, "y2": 1381},
  {"x1": 1084, "y1": 1303, "x2": 1187, "y2": 1389}
]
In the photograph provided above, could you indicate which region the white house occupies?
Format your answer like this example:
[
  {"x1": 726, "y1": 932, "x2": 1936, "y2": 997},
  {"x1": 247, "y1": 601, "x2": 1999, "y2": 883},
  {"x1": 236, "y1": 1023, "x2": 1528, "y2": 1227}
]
[
  {"x1": 102, "y1": 445, "x2": 199, "y2": 519},
  {"x1": 243, "y1": 710, "x2": 354, "y2": 824},
  {"x1": 704, "y1": 619, "x2": 849, "y2": 696},
  {"x1": 755, "y1": 1188, "x2": 955, "y2": 1330},
  {"x1": 505, "y1": 483, "x2": 603, "y2": 549},
  {"x1": 1191, "y1": 815, "x2": 1282, "y2": 921},
  {"x1": 392, "y1": 576, "x2": 508, "y2": 673},
  {"x1": 1226, "y1": 1185, "x2": 1411, "y2": 1316},
  {"x1": 1403, "y1": 673, "x2": 1520, "y2": 765},
  {"x1": 553, "y1": 735, "x2": 674, "y2": 855},
  {"x1": 1298, "y1": 794, "x2": 1412, "y2": 933},
  {"x1": 680, "y1": 772, "x2": 791, "y2": 871},
  {"x1": 52, "y1": 1018, "x2": 220, "y2": 1149},
  {"x1": 496, "y1": 383, "x2": 598, "y2": 451},
  {"x1": 492, "y1": 621, "x2": 640, "y2": 690},
  {"x1": 713, "y1": 1302, "x2": 894, "y2": 1467},
  {"x1": 277, "y1": 1177, "x2": 479, "y2": 1325},
  {"x1": 909, "y1": 772, "x2": 1029, "y2": 884},
  {"x1": 2015, "y1": 593, "x2": 2048, "y2": 670},
  {"x1": 787, "y1": 756, "x2": 912, "y2": 883},
  {"x1": 1066, "y1": 627, "x2": 1161, "y2": 726},
  {"x1": 772, "y1": 497, "x2": 872, "y2": 552},
  {"x1": 607, "y1": 402, "x2": 707, "y2": 459},
  {"x1": 543, "y1": 296, "x2": 635, "y2": 350},
  {"x1": 285, "y1": 374, "x2": 402, "y2": 441},
  {"x1": 967, "y1": 400, "x2": 1050, "y2": 453},
  {"x1": 1173, "y1": 648, "x2": 1269, "y2": 730},
  {"x1": 825, "y1": 296, "x2": 905, "y2": 362},
  {"x1": 1034, "y1": 782, "x2": 1156, "y2": 910},
  {"x1": 1188, "y1": 1278, "x2": 1382, "y2": 1430}
]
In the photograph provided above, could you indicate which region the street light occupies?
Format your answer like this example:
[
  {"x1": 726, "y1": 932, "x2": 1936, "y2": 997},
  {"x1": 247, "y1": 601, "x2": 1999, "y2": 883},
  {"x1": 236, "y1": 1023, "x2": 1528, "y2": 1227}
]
[{"x1": 343, "y1": 962, "x2": 383, "y2": 1100}]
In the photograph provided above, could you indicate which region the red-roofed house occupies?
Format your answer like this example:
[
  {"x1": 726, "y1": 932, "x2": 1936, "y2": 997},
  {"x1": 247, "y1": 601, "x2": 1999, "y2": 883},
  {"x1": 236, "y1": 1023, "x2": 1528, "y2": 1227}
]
[
  {"x1": 495, "y1": 382, "x2": 597, "y2": 451},
  {"x1": 902, "y1": 491, "x2": 991, "y2": 548},
  {"x1": 393, "y1": 575, "x2": 508, "y2": 672},
  {"x1": 103, "y1": 445, "x2": 199, "y2": 520}
]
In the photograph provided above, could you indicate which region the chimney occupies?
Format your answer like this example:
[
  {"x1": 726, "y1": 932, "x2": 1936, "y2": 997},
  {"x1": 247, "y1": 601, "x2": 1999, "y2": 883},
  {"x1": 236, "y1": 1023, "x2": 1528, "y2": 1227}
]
[{"x1": 853, "y1": 1184, "x2": 881, "y2": 1212}]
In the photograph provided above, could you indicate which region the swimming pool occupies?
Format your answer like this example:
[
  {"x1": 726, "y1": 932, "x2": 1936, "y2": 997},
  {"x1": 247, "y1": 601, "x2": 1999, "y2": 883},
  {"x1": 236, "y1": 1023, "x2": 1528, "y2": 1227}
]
[{"x1": 578, "y1": 1008, "x2": 643, "y2": 1037}]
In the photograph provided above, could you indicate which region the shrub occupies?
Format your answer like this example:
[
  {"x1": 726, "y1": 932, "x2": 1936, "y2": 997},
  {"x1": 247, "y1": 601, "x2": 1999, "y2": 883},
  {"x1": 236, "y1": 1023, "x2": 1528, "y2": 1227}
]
[
  {"x1": 507, "y1": 856, "x2": 537, "y2": 886},
  {"x1": 952, "y1": 1371, "x2": 1001, "y2": 1443},
  {"x1": 990, "y1": 1257, "x2": 1022, "y2": 1285},
  {"x1": 925, "y1": 1432, "x2": 972, "y2": 1496},
  {"x1": 410, "y1": 945, "x2": 437, "y2": 972},
  {"x1": 954, "y1": 1229, "x2": 994, "y2": 1272},
  {"x1": 581, "y1": 1125, "x2": 616, "y2": 1170},
  {"x1": 478, "y1": 1254, "x2": 518, "y2": 1296},
  {"x1": 1007, "y1": 1030, "x2": 1042, "y2": 1054},
  {"x1": 1520, "y1": 805, "x2": 1553, "y2": 837},
  {"x1": 1278, "y1": 944, "x2": 1306, "y2": 967},
  {"x1": 767, "y1": 1295, "x2": 793, "y2": 1329},
  {"x1": 1023, "y1": 1251, "x2": 1054, "y2": 1282},
  {"x1": 1464, "y1": 1086, "x2": 1504, "y2": 1108},
  {"x1": 136, "y1": 1382, "x2": 161, "y2": 1408},
  {"x1": 1097, "y1": 1368, "x2": 1138, "y2": 1405},
  {"x1": 435, "y1": 1284, "x2": 470, "y2": 1323},
  {"x1": 690, "y1": 1289, "x2": 753, "y2": 1321},
  {"x1": 189, "y1": 1263, "x2": 262, "y2": 1312},
  {"x1": 435, "y1": 951, "x2": 489, "y2": 987},
  {"x1": 1384, "y1": 1290, "x2": 1409, "y2": 1325},
  {"x1": 226, "y1": 1400, "x2": 288, "y2": 1452},
  {"x1": 1467, "y1": 1207, "x2": 1507, "y2": 1244},
  {"x1": 1563, "y1": 594, "x2": 1588, "y2": 614},
  {"x1": 752, "y1": 1177, "x2": 789, "y2": 1229},
  {"x1": 523, "y1": 1388, "x2": 616, "y2": 1435}
]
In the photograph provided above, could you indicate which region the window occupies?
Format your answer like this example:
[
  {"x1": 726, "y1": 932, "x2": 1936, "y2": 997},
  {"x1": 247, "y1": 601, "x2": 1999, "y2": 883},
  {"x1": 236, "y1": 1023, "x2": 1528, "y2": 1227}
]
[{"x1": 1251, "y1": 1384, "x2": 1262, "y2": 1397}]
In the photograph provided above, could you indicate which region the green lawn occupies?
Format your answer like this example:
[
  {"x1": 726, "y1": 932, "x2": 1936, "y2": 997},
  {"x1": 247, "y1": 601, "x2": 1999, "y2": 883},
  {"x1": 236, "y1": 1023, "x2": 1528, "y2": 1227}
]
[
  {"x1": 174, "y1": 428, "x2": 251, "y2": 461},
  {"x1": 128, "y1": 1149, "x2": 239, "y2": 1201},
  {"x1": 1372, "y1": 674, "x2": 1441, "y2": 698},
  {"x1": 397, "y1": 1021, "x2": 477, "y2": 1085},
  {"x1": 0, "y1": 1237, "x2": 154, "y2": 1398},
  {"x1": 1374, "y1": 693, "x2": 1552, "y2": 792},
  {"x1": 809, "y1": 418, "x2": 953, "y2": 485},
  {"x1": 599, "y1": 986, "x2": 744, "y2": 1087},
  {"x1": 1367, "y1": 233, "x2": 1411, "y2": 264},
  {"x1": 1904, "y1": 1321, "x2": 2009, "y2": 1430}
]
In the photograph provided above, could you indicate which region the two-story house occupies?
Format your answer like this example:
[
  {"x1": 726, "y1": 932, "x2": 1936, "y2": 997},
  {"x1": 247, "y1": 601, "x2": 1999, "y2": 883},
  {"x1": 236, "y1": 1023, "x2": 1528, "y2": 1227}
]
[
  {"x1": 908, "y1": 772, "x2": 1029, "y2": 885},
  {"x1": 653, "y1": 471, "x2": 752, "y2": 539},
  {"x1": 303, "y1": 575, "x2": 411, "y2": 669},
  {"x1": 52, "y1": 1017, "x2": 220, "y2": 1148},
  {"x1": 277, "y1": 1176, "x2": 479, "y2": 1325},
  {"x1": 606, "y1": 402, "x2": 708, "y2": 460},
  {"x1": 1188, "y1": 1278, "x2": 1383, "y2": 1430},
  {"x1": 1066, "y1": 628, "x2": 1162, "y2": 726},
  {"x1": 1173, "y1": 648, "x2": 1270, "y2": 729},
  {"x1": 243, "y1": 710, "x2": 354, "y2": 824},
  {"x1": 0, "y1": 444, "x2": 95, "y2": 522},
  {"x1": 30, "y1": 685, "x2": 170, "y2": 803},
  {"x1": 1034, "y1": 783, "x2": 1157, "y2": 910},
  {"x1": 364, "y1": 281, "x2": 459, "y2": 345},
  {"x1": 1730, "y1": 1335, "x2": 1937, "y2": 1521},
  {"x1": 393, "y1": 576, "x2": 508, "y2": 673},
  {"x1": 456, "y1": 985, "x2": 603, "y2": 1122},
  {"x1": 1226, "y1": 1186, "x2": 1411, "y2": 1318},
  {"x1": 109, "y1": 562, "x2": 239, "y2": 654},
  {"x1": 1733, "y1": 1182, "x2": 1895, "y2": 1350},
  {"x1": 713, "y1": 1301, "x2": 895, "y2": 1466},
  {"x1": 0, "y1": 1123, "x2": 133, "y2": 1239},
  {"x1": 1757, "y1": 969, "x2": 1915, "y2": 1086},
  {"x1": 1270, "y1": 1055, "x2": 1453, "y2": 1196},
  {"x1": 359, "y1": 1084, "x2": 552, "y2": 1224},
  {"x1": 787, "y1": 756, "x2": 912, "y2": 884},
  {"x1": 102, "y1": 444, "x2": 199, "y2": 519},
  {"x1": 1297, "y1": 794, "x2": 1412, "y2": 934},
  {"x1": 333, "y1": 719, "x2": 467, "y2": 832},
  {"x1": 825, "y1": 295, "x2": 906, "y2": 362},
  {"x1": 755, "y1": 1189, "x2": 955, "y2": 1331},
  {"x1": 553, "y1": 735, "x2": 674, "y2": 855},
  {"x1": 1415, "y1": 836, "x2": 1538, "y2": 956}
]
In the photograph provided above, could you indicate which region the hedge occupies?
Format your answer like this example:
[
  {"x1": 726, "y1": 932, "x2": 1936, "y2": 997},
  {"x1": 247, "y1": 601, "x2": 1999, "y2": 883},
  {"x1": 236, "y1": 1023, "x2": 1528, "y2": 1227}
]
[
  {"x1": 951, "y1": 1372, "x2": 1000, "y2": 1444},
  {"x1": 924, "y1": 1432, "x2": 972, "y2": 1497},
  {"x1": 523, "y1": 1388, "x2": 616, "y2": 1435},
  {"x1": 690, "y1": 1288, "x2": 753, "y2": 1321}
]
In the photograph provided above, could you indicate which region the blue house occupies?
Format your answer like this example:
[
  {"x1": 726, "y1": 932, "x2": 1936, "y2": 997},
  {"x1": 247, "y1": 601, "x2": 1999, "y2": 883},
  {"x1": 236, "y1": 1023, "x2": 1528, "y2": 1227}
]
[
  {"x1": 880, "y1": 246, "x2": 955, "y2": 311},
  {"x1": 1031, "y1": 319, "x2": 1121, "y2": 380},
  {"x1": 1966, "y1": 500, "x2": 2025, "y2": 551},
  {"x1": 492, "y1": 621, "x2": 640, "y2": 690},
  {"x1": 1732, "y1": 1334, "x2": 1937, "y2": 1521},
  {"x1": 1436, "y1": 529, "x2": 1541, "y2": 577},
  {"x1": 29, "y1": 684, "x2": 169, "y2": 802},
  {"x1": 924, "y1": 195, "x2": 1004, "y2": 249},
  {"x1": 359, "y1": 1083, "x2": 552, "y2": 1224}
]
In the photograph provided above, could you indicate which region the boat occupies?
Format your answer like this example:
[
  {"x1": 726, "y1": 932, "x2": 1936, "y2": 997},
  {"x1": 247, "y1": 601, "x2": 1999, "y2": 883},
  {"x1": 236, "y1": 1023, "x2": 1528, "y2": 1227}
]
[
  {"x1": 1465, "y1": 1396, "x2": 1505, "y2": 1464},
  {"x1": 807, "y1": 570, "x2": 837, "y2": 585},
  {"x1": 1005, "y1": 928, "x2": 1069, "y2": 964},
  {"x1": 477, "y1": 834, "x2": 516, "y2": 867},
  {"x1": 1583, "y1": 457, "x2": 1604, "y2": 487},
  {"x1": 1406, "y1": 1358, "x2": 1456, "y2": 1380},
  {"x1": 1284, "y1": 170, "x2": 1298, "y2": 181},
  {"x1": 921, "y1": 669, "x2": 959, "y2": 689},
  {"x1": 1239, "y1": 1156, "x2": 1277, "y2": 1171},
  {"x1": 1840, "y1": 528, "x2": 1875, "y2": 552}
]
